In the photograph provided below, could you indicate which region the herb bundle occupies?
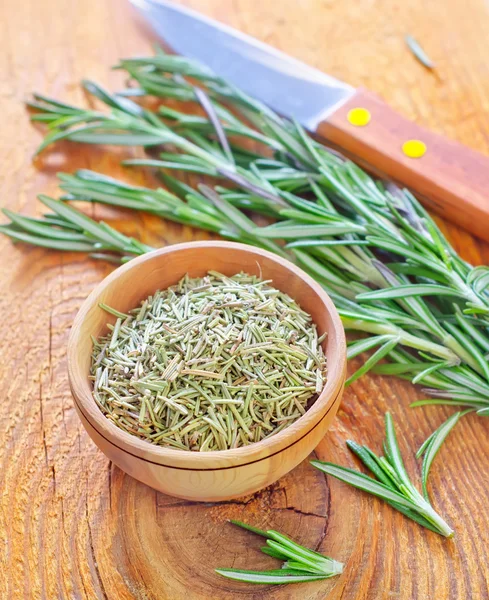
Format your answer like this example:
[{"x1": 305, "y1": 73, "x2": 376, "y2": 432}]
[
  {"x1": 312, "y1": 413, "x2": 455, "y2": 537},
  {"x1": 216, "y1": 520, "x2": 343, "y2": 584},
  {"x1": 3, "y1": 50, "x2": 489, "y2": 440},
  {"x1": 92, "y1": 271, "x2": 326, "y2": 451}
]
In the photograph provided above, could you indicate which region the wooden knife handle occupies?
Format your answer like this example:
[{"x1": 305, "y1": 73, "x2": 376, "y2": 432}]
[{"x1": 317, "y1": 88, "x2": 489, "y2": 241}]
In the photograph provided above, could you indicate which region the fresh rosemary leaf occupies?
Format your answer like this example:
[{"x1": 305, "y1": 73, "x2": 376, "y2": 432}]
[
  {"x1": 384, "y1": 412, "x2": 412, "y2": 490},
  {"x1": 35, "y1": 124, "x2": 103, "y2": 155},
  {"x1": 123, "y1": 157, "x2": 218, "y2": 176},
  {"x1": 365, "y1": 236, "x2": 447, "y2": 276},
  {"x1": 453, "y1": 306, "x2": 489, "y2": 353},
  {"x1": 215, "y1": 569, "x2": 330, "y2": 584},
  {"x1": 356, "y1": 284, "x2": 464, "y2": 301},
  {"x1": 229, "y1": 520, "x2": 267, "y2": 537},
  {"x1": 416, "y1": 429, "x2": 437, "y2": 460},
  {"x1": 257, "y1": 223, "x2": 365, "y2": 238},
  {"x1": 345, "y1": 336, "x2": 399, "y2": 386},
  {"x1": 30, "y1": 93, "x2": 80, "y2": 112},
  {"x1": 82, "y1": 79, "x2": 144, "y2": 116},
  {"x1": 311, "y1": 461, "x2": 418, "y2": 509},
  {"x1": 276, "y1": 189, "x2": 332, "y2": 216},
  {"x1": 443, "y1": 321, "x2": 489, "y2": 381},
  {"x1": 282, "y1": 561, "x2": 327, "y2": 575},
  {"x1": 346, "y1": 440, "x2": 394, "y2": 488},
  {"x1": 411, "y1": 361, "x2": 449, "y2": 385},
  {"x1": 0, "y1": 225, "x2": 96, "y2": 252},
  {"x1": 286, "y1": 239, "x2": 369, "y2": 248},
  {"x1": 279, "y1": 209, "x2": 338, "y2": 224},
  {"x1": 405, "y1": 35, "x2": 435, "y2": 70},
  {"x1": 194, "y1": 87, "x2": 235, "y2": 165},
  {"x1": 266, "y1": 530, "x2": 339, "y2": 566},
  {"x1": 38, "y1": 195, "x2": 131, "y2": 248},
  {"x1": 69, "y1": 131, "x2": 166, "y2": 146},
  {"x1": 30, "y1": 113, "x2": 62, "y2": 122},
  {"x1": 418, "y1": 411, "x2": 465, "y2": 500},
  {"x1": 260, "y1": 546, "x2": 285, "y2": 560},
  {"x1": 471, "y1": 269, "x2": 489, "y2": 295},
  {"x1": 260, "y1": 115, "x2": 315, "y2": 168},
  {"x1": 2, "y1": 210, "x2": 88, "y2": 242},
  {"x1": 347, "y1": 334, "x2": 395, "y2": 360},
  {"x1": 198, "y1": 185, "x2": 256, "y2": 235},
  {"x1": 265, "y1": 540, "x2": 328, "y2": 573}
]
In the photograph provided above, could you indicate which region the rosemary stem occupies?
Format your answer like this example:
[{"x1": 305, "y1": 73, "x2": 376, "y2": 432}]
[
  {"x1": 441, "y1": 334, "x2": 483, "y2": 374},
  {"x1": 341, "y1": 317, "x2": 459, "y2": 363},
  {"x1": 417, "y1": 500, "x2": 454, "y2": 538}
]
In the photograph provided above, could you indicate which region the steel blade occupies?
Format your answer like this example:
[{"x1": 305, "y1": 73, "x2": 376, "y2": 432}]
[{"x1": 130, "y1": 0, "x2": 355, "y2": 129}]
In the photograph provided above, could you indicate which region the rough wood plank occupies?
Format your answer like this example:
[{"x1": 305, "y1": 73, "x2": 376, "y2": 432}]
[{"x1": 0, "y1": 0, "x2": 489, "y2": 598}]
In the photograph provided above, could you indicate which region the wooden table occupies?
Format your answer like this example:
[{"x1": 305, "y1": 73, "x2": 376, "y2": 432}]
[{"x1": 1, "y1": 0, "x2": 489, "y2": 598}]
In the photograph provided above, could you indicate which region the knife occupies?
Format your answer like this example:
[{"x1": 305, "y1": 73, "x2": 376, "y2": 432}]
[{"x1": 131, "y1": 0, "x2": 489, "y2": 241}]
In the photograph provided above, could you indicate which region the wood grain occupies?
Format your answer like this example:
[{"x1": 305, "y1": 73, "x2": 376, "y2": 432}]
[{"x1": 0, "y1": 0, "x2": 489, "y2": 598}]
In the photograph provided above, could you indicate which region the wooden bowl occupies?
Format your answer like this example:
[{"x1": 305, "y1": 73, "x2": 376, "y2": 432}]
[{"x1": 68, "y1": 241, "x2": 346, "y2": 501}]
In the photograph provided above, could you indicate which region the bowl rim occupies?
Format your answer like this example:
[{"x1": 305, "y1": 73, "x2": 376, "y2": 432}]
[{"x1": 68, "y1": 241, "x2": 346, "y2": 468}]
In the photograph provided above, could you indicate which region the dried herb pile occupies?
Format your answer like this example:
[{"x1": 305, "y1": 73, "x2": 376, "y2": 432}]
[{"x1": 91, "y1": 271, "x2": 327, "y2": 451}]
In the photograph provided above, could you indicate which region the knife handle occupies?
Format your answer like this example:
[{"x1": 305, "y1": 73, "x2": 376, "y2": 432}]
[{"x1": 317, "y1": 89, "x2": 489, "y2": 241}]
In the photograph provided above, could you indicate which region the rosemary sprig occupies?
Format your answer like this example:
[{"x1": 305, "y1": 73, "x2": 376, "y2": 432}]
[
  {"x1": 0, "y1": 194, "x2": 152, "y2": 261},
  {"x1": 215, "y1": 520, "x2": 343, "y2": 584},
  {"x1": 312, "y1": 413, "x2": 454, "y2": 537}
]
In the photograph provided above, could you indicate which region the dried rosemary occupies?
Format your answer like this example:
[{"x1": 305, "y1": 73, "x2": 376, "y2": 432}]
[{"x1": 91, "y1": 271, "x2": 327, "y2": 451}]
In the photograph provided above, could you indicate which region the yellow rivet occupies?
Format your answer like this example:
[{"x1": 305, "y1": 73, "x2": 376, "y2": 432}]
[
  {"x1": 402, "y1": 139, "x2": 427, "y2": 158},
  {"x1": 347, "y1": 107, "x2": 371, "y2": 127}
]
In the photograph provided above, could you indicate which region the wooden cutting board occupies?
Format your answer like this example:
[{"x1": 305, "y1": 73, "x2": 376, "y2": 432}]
[{"x1": 1, "y1": 0, "x2": 489, "y2": 598}]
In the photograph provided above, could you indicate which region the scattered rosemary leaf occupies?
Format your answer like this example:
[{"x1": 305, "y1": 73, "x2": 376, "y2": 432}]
[
  {"x1": 417, "y1": 410, "x2": 471, "y2": 500},
  {"x1": 405, "y1": 35, "x2": 435, "y2": 70}
]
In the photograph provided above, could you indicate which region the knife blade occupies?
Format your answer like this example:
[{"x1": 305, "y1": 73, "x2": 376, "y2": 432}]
[
  {"x1": 131, "y1": 0, "x2": 489, "y2": 241},
  {"x1": 130, "y1": 0, "x2": 354, "y2": 129}
]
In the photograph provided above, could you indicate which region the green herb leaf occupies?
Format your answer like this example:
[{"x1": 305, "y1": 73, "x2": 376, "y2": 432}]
[
  {"x1": 312, "y1": 413, "x2": 454, "y2": 537},
  {"x1": 405, "y1": 35, "x2": 435, "y2": 70},
  {"x1": 356, "y1": 285, "x2": 464, "y2": 301},
  {"x1": 346, "y1": 336, "x2": 399, "y2": 385},
  {"x1": 418, "y1": 411, "x2": 464, "y2": 500},
  {"x1": 311, "y1": 461, "x2": 419, "y2": 509},
  {"x1": 216, "y1": 521, "x2": 343, "y2": 585},
  {"x1": 215, "y1": 568, "x2": 331, "y2": 584}
]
